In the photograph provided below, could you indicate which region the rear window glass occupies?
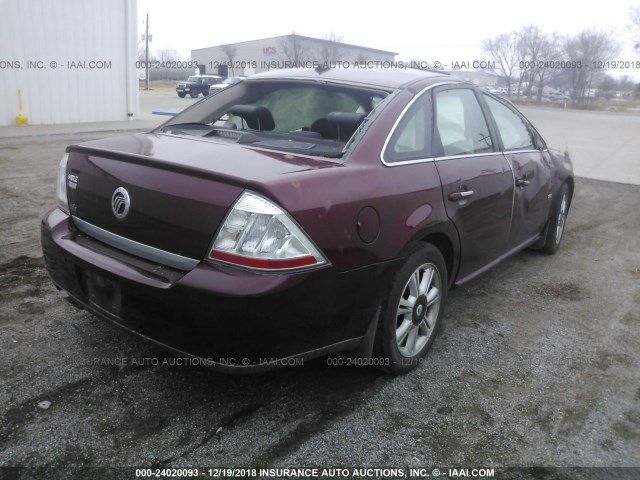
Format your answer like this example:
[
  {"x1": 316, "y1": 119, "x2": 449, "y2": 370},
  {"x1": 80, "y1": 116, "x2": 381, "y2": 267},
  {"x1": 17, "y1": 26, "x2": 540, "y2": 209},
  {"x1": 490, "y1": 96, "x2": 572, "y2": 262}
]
[{"x1": 161, "y1": 80, "x2": 390, "y2": 158}]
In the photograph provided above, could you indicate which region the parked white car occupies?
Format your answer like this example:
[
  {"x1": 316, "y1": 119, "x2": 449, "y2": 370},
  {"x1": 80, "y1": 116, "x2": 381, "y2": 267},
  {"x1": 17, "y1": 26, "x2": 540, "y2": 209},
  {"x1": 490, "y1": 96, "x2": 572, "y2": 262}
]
[{"x1": 208, "y1": 77, "x2": 245, "y2": 94}]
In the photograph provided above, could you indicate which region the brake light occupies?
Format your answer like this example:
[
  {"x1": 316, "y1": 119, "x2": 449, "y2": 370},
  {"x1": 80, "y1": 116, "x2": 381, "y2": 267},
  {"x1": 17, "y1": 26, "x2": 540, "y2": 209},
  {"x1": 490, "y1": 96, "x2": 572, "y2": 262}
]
[
  {"x1": 208, "y1": 192, "x2": 328, "y2": 272},
  {"x1": 56, "y1": 154, "x2": 70, "y2": 214}
]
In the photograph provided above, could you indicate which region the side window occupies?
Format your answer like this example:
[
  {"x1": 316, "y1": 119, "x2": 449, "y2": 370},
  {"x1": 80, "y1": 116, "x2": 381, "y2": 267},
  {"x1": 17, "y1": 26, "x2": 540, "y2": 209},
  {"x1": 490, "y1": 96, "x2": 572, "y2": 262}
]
[
  {"x1": 483, "y1": 95, "x2": 535, "y2": 151},
  {"x1": 384, "y1": 95, "x2": 431, "y2": 163},
  {"x1": 434, "y1": 89, "x2": 493, "y2": 156}
]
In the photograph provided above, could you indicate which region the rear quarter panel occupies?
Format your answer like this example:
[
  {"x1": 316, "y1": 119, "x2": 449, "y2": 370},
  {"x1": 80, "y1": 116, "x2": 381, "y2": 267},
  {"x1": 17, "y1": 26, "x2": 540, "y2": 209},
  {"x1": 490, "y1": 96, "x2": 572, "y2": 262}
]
[{"x1": 250, "y1": 161, "x2": 453, "y2": 273}]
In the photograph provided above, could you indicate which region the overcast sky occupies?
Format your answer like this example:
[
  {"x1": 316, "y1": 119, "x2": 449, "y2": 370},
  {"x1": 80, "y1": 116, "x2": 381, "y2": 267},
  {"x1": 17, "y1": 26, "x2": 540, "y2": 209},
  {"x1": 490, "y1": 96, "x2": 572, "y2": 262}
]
[{"x1": 139, "y1": 0, "x2": 640, "y2": 78}]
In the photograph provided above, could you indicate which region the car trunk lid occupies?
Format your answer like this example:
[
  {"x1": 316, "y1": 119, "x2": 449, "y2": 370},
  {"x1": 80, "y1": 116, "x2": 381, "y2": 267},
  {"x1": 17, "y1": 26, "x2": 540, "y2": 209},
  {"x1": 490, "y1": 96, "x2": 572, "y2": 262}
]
[{"x1": 65, "y1": 133, "x2": 332, "y2": 267}]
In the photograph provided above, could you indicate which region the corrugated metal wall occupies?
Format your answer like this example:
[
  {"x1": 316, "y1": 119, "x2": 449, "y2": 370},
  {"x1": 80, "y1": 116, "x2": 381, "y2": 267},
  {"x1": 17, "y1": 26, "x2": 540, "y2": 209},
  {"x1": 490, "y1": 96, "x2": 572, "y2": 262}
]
[{"x1": 0, "y1": 0, "x2": 139, "y2": 126}]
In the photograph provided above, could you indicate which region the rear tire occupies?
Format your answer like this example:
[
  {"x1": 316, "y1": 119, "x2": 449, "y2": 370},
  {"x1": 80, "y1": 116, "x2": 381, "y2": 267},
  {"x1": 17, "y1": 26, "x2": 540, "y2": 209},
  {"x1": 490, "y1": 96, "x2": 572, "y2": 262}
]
[
  {"x1": 537, "y1": 183, "x2": 570, "y2": 254},
  {"x1": 373, "y1": 243, "x2": 448, "y2": 375}
]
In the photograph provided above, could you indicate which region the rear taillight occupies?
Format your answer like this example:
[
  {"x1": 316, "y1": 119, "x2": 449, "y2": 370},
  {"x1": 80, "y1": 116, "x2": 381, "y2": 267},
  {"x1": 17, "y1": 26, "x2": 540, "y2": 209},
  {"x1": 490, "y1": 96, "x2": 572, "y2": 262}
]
[
  {"x1": 56, "y1": 154, "x2": 70, "y2": 214},
  {"x1": 208, "y1": 191, "x2": 328, "y2": 272}
]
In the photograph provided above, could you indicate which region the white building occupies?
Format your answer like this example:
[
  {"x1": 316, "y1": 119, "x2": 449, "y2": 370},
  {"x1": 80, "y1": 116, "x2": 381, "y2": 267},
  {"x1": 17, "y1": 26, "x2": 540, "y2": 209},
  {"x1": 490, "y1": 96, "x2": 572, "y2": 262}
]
[
  {"x1": 0, "y1": 0, "x2": 139, "y2": 126},
  {"x1": 192, "y1": 35, "x2": 397, "y2": 77}
]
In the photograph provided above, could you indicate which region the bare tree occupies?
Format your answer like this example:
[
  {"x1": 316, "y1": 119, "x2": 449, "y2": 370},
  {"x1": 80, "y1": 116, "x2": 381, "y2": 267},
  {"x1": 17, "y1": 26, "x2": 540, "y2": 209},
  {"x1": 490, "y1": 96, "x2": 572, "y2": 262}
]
[
  {"x1": 514, "y1": 35, "x2": 529, "y2": 96},
  {"x1": 617, "y1": 75, "x2": 637, "y2": 93},
  {"x1": 533, "y1": 33, "x2": 562, "y2": 101},
  {"x1": 137, "y1": 41, "x2": 155, "y2": 85},
  {"x1": 315, "y1": 33, "x2": 344, "y2": 65},
  {"x1": 278, "y1": 32, "x2": 309, "y2": 63},
  {"x1": 514, "y1": 26, "x2": 570, "y2": 101},
  {"x1": 355, "y1": 53, "x2": 370, "y2": 65},
  {"x1": 482, "y1": 32, "x2": 518, "y2": 95},
  {"x1": 631, "y1": 5, "x2": 640, "y2": 51},
  {"x1": 599, "y1": 74, "x2": 618, "y2": 99},
  {"x1": 517, "y1": 25, "x2": 541, "y2": 97},
  {"x1": 220, "y1": 44, "x2": 238, "y2": 75},
  {"x1": 564, "y1": 29, "x2": 620, "y2": 102},
  {"x1": 517, "y1": 25, "x2": 559, "y2": 101},
  {"x1": 137, "y1": 42, "x2": 156, "y2": 62}
]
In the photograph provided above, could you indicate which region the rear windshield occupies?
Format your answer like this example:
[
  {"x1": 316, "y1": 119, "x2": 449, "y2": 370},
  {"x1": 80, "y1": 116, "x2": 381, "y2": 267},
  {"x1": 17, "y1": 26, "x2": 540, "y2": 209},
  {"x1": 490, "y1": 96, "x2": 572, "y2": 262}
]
[{"x1": 158, "y1": 79, "x2": 390, "y2": 158}]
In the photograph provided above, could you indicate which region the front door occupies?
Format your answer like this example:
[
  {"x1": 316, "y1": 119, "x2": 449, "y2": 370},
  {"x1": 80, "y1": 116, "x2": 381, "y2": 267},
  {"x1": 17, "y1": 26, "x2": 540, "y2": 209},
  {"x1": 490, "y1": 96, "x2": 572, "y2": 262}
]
[{"x1": 481, "y1": 93, "x2": 553, "y2": 248}]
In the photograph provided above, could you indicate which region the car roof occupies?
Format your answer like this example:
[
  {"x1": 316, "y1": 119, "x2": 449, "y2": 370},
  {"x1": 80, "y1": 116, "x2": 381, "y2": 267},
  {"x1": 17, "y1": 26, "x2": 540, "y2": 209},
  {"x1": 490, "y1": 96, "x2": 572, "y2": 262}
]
[{"x1": 249, "y1": 67, "x2": 452, "y2": 90}]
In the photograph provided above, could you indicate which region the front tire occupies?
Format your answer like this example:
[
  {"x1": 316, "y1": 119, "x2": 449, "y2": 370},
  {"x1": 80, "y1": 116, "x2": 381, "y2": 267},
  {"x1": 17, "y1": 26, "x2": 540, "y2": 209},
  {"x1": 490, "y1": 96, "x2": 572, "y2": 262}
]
[
  {"x1": 537, "y1": 183, "x2": 570, "y2": 254},
  {"x1": 189, "y1": 90, "x2": 199, "y2": 98},
  {"x1": 177, "y1": 93, "x2": 186, "y2": 98},
  {"x1": 374, "y1": 243, "x2": 448, "y2": 375}
]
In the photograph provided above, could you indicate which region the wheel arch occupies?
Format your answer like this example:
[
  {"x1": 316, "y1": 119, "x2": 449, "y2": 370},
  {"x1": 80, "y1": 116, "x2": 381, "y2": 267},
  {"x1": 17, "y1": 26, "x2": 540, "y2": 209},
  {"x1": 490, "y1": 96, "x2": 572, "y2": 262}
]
[
  {"x1": 399, "y1": 223, "x2": 459, "y2": 288},
  {"x1": 564, "y1": 175, "x2": 575, "y2": 207},
  {"x1": 419, "y1": 232, "x2": 456, "y2": 288}
]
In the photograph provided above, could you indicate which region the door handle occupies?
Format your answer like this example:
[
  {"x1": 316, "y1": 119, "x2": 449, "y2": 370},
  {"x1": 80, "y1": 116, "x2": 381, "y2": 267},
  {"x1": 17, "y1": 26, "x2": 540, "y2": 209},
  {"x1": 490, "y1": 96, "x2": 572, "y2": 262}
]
[
  {"x1": 448, "y1": 190, "x2": 475, "y2": 201},
  {"x1": 516, "y1": 178, "x2": 531, "y2": 187}
]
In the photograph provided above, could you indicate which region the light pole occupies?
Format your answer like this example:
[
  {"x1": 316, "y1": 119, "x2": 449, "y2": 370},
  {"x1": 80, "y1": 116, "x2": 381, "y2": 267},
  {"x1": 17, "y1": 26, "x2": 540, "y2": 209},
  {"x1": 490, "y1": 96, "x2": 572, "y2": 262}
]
[{"x1": 142, "y1": 13, "x2": 152, "y2": 90}]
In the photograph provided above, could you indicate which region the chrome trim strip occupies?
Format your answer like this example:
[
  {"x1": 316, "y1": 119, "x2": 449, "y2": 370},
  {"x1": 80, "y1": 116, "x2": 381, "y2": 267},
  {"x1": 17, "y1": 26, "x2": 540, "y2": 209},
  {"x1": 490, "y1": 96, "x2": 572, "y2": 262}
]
[
  {"x1": 433, "y1": 151, "x2": 502, "y2": 162},
  {"x1": 380, "y1": 81, "x2": 455, "y2": 167},
  {"x1": 382, "y1": 156, "x2": 435, "y2": 166},
  {"x1": 72, "y1": 217, "x2": 200, "y2": 270},
  {"x1": 387, "y1": 150, "x2": 505, "y2": 165},
  {"x1": 502, "y1": 149, "x2": 543, "y2": 155}
]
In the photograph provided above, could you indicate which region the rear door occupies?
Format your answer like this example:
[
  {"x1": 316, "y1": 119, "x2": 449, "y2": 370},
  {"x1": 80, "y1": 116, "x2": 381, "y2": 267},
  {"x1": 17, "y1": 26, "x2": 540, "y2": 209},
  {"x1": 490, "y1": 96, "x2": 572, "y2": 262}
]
[
  {"x1": 432, "y1": 86, "x2": 515, "y2": 281},
  {"x1": 481, "y1": 94, "x2": 553, "y2": 248}
]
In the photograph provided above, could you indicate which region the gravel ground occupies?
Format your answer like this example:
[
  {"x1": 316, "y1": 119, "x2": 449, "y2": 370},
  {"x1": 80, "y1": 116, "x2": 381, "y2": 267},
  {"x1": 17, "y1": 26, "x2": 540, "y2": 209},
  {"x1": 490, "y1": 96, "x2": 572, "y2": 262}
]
[{"x1": 0, "y1": 132, "x2": 639, "y2": 480}]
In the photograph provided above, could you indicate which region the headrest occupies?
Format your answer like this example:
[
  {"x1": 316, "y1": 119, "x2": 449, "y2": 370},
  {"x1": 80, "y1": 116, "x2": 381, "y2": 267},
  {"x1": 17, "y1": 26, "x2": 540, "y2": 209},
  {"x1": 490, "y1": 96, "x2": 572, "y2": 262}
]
[
  {"x1": 327, "y1": 112, "x2": 366, "y2": 127},
  {"x1": 229, "y1": 105, "x2": 275, "y2": 131}
]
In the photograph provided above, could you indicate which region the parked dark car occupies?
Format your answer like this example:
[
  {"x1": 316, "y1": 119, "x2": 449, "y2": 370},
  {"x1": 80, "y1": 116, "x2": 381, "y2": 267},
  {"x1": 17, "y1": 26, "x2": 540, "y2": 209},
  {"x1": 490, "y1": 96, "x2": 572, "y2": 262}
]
[
  {"x1": 176, "y1": 75, "x2": 222, "y2": 98},
  {"x1": 42, "y1": 68, "x2": 573, "y2": 374}
]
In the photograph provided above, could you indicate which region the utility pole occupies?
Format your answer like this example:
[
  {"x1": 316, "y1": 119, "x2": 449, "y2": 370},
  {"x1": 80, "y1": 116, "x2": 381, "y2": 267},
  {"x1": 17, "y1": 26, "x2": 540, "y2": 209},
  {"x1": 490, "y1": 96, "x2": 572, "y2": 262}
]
[{"x1": 142, "y1": 13, "x2": 152, "y2": 90}]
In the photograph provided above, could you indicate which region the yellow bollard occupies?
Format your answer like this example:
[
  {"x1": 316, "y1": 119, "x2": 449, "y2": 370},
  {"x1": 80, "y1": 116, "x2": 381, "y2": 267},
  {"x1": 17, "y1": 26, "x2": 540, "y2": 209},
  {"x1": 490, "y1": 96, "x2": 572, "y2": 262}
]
[{"x1": 16, "y1": 89, "x2": 29, "y2": 127}]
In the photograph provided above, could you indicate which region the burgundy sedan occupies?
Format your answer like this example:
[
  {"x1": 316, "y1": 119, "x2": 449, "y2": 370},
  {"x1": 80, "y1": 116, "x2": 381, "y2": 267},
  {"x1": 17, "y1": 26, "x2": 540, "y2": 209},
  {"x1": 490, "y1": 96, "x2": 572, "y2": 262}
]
[{"x1": 41, "y1": 68, "x2": 573, "y2": 374}]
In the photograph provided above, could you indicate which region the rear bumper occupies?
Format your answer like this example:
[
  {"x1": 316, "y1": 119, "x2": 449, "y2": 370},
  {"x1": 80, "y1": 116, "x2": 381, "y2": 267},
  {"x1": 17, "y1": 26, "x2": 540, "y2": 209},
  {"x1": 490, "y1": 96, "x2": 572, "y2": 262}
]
[{"x1": 41, "y1": 208, "x2": 398, "y2": 372}]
